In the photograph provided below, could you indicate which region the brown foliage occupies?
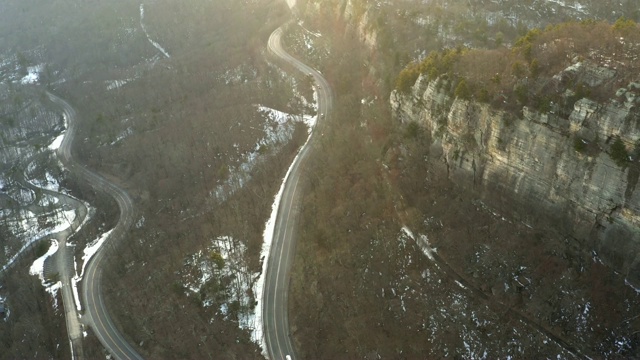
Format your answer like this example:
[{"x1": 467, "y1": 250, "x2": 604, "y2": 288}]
[{"x1": 398, "y1": 19, "x2": 640, "y2": 111}]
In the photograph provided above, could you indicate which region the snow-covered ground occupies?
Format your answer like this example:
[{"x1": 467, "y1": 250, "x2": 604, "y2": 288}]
[
  {"x1": 20, "y1": 64, "x2": 43, "y2": 84},
  {"x1": 68, "y1": 229, "x2": 113, "y2": 312},
  {"x1": 212, "y1": 104, "x2": 316, "y2": 202},
  {"x1": 185, "y1": 82, "x2": 319, "y2": 353},
  {"x1": 27, "y1": 171, "x2": 62, "y2": 192},
  {"x1": 49, "y1": 132, "x2": 65, "y2": 150},
  {"x1": 253, "y1": 104, "x2": 318, "y2": 356},
  {"x1": 182, "y1": 236, "x2": 259, "y2": 335},
  {"x1": 6, "y1": 187, "x2": 35, "y2": 205},
  {"x1": 79, "y1": 229, "x2": 113, "y2": 278},
  {"x1": 23, "y1": 153, "x2": 66, "y2": 193},
  {"x1": 38, "y1": 194, "x2": 60, "y2": 207},
  {"x1": 0, "y1": 84, "x2": 93, "y2": 323},
  {"x1": 252, "y1": 163, "x2": 289, "y2": 354},
  {"x1": 1, "y1": 208, "x2": 76, "y2": 273},
  {"x1": 28, "y1": 239, "x2": 62, "y2": 309}
]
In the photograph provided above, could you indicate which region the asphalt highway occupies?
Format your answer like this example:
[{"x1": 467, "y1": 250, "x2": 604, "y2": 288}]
[
  {"x1": 263, "y1": 26, "x2": 334, "y2": 360},
  {"x1": 48, "y1": 92, "x2": 143, "y2": 360}
]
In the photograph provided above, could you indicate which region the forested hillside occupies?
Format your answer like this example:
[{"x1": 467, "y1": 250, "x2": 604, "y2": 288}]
[
  {"x1": 1, "y1": 0, "x2": 639, "y2": 358},
  {"x1": 284, "y1": 0, "x2": 640, "y2": 358}
]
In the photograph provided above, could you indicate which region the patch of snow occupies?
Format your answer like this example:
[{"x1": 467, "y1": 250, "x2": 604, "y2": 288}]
[
  {"x1": 592, "y1": 251, "x2": 604, "y2": 264},
  {"x1": 79, "y1": 230, "x2": 113, "y2": 278},
  {"x1": 72, "y1": 274, "x2": 82, "y2": 312},
  {"x1": 29, "y1": 239, "x2": 58, "y2": 282},
  {"x1": 182, "y1": 236, "x2": 259, "y2": 341},
  {"x1": 576, "y1": 301, "x2": 591, "y2": 334},
  {"x1": 183, "y1": 250, "x2": 211, "y2": 294},
  {"x1": 565, "y1": 61, "x2": 583, "y2": 73},
  {"x1": 135, "y1": 216, "x2": 145, "y2": 229},
  {"x1": 110, "y1": 127, "x2": 133, "y2": 145},
  {"x1": 360, "y1": 97, "x2": 376, "y2": 106},
  {"x1": 49, "y1": 132, "x2": 65, "y2": 150},
  {"x1": 20, "y1": 64, "x2": 43, "y2": 84},
  {"x1": 67, "y1": 201, "x2": 93, "y2": 247},
  {"x1": 106, "y1": 79, "x2": 133, "y2": 91},
  {"x1": 28, "y1": 239, "x2": 62, "y2": 308},
  {"x1": 402, "y1": 227, "x2": 436, "y2": 261},
  {"x1": 26, "y1": 170, "x2": 61, "y2": 192},
  {"x1": 8, "y1": 187, "x2": 35, "y2": 205},
  {"x1": 545, "y1": 0, "x2": 587, "y2": 14},
  {"x1": 140, "y1": 4, "x2": 171, "y2": 58},
  {"x1": 70, "y1": 229, "x2": 112, "y2": 312},
  {"x1": 304, "y1": 34, "x2": 314, "y2": 51},
  {"x1": 260, "y1": 104, "x2": 317, "y2": 133},
  {"x1": 613, "y1": 335, "x2": 633, "y2": 354},
  {"x1": 47, "y1": 281, "x2": 63, "y2": 309},
  {"x1": 624, "y1": 279, "x2": 640, "y2": 294},
  {"x1": 212, "y1": 105, "x2": 314, "y2": 203},
  {"x1": 38, "y1": 194, "x2": 60, "y2": 207}
]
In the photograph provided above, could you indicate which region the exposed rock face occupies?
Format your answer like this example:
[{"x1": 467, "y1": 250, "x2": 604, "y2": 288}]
[
  {"x1": 391, "y1": 71, "x2": 640, "y2": 288},
  {"x1": 334, "y1": 0, "x2": 378, "y2": 49}
]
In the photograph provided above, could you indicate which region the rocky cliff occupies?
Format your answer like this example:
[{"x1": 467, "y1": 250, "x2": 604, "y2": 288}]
[{"x1": 391, "y1": 63, "x2": 640, "y2": 288}]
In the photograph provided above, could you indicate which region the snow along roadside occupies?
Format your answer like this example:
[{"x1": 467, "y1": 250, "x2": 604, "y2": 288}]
[
  {"x1": 71, "y1": 230, "x2": 113, "y2": 312},
  {"x1": 252, "y1": 112, "x2": 317, "y2": 358}
]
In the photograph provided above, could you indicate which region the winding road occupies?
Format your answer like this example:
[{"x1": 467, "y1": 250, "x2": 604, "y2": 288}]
[
  {"x1": 262, "y1": 26, "x2": 333, "y2": 360},
  {"x1": 43, "y1": 14, "x2": 330, "y2": 360},
  {"x1": 47, "y1": 93, "x2": 143, "y2": 360}
]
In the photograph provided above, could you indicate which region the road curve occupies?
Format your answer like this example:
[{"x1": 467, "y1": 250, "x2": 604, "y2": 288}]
[
  {"x1": 263, "y1": 26, "x2": 334, "y2": 360},
  {"x1": 47, "y1": 92, "x2": 143, "y2": 360}
]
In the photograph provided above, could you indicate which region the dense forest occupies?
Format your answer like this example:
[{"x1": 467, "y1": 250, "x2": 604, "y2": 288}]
[{"x1": 0, "y1": 0, "x2": 639, "y2": 358}]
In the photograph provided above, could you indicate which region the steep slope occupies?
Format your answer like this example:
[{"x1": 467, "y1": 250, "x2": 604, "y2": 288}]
[{"x1": 391, "y1": 20, "x2": 640, "y2": 287}]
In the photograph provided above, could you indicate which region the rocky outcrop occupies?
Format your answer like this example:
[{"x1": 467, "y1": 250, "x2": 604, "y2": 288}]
[
  {"x1": 391, "y1": 69, "x2": 640, "y2": 288},
  {"x1": 314, "y1": 0, "x2": 378, "y2": 49}
]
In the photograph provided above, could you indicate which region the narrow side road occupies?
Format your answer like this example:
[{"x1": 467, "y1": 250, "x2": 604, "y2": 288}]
[
  {"x1": 47, "y1": 92, "x2": 143, "y2": 360},
  {"x1": 262, "y1": 25, "x2": 334, "y2": 360}
]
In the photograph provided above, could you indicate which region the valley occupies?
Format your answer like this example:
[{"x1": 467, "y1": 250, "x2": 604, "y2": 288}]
[{"x1": 1, "y1": 0, "x2": 639, "y2": 359}]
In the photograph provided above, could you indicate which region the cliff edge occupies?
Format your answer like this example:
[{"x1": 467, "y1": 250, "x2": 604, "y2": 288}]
[{"x1": 391, "y1": 21, "x2": 640, "y2": 288}]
